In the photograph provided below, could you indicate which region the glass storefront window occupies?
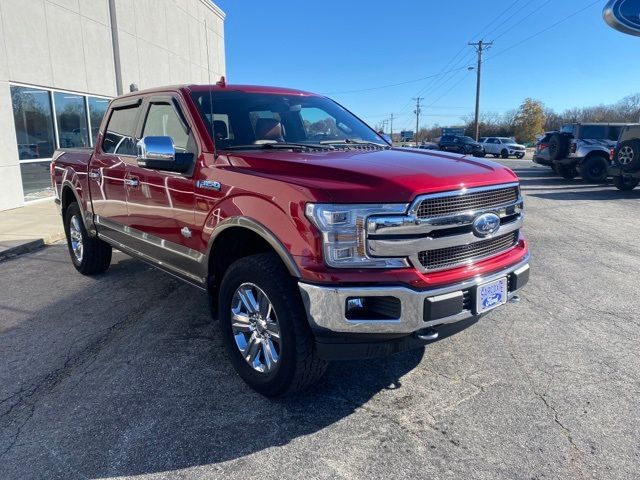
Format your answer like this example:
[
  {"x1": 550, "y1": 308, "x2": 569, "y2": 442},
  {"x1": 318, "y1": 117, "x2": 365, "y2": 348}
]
[
  {"x1": 19, "y1": 162, "x2": 54, "y2": 199},
  {"x1": 53, "y1": 92, "x2": 89, "y2": 148},
  {"x1": 10, "y1": 85, "x2": 56, "y2": 160},
  {"x1": 88, "y1": 96, "x2": 110, "y2": 146}
]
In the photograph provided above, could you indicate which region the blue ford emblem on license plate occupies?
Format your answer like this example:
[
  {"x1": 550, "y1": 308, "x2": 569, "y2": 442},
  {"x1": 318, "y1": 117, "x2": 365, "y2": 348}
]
[{"x1": 477, "y1": 277, "x2": 508, "y2": 314}]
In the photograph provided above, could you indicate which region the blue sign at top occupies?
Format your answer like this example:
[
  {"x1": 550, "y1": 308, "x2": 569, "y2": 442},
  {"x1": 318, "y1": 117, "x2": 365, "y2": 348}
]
[{"x1": 604, "y1": 0, "x2": 640, "y2": 36}]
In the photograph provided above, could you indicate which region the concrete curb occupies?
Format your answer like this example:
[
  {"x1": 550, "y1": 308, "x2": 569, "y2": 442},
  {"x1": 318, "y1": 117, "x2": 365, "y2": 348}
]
[
  {"x1": 0, "y1": 239, "x2": 46, "y2": 262},
  {"x1": 0, "y1": 233, "x2": 65, "y2": 262}
]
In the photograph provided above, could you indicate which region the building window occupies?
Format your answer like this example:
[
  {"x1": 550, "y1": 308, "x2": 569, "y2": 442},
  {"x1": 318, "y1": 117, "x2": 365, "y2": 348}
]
[
  {"x1": 10, "y1": 83, "x2": 112, "y2": 201},
  {"x1": 88, "y1": 96, "x2": 110, "y2": 146},
  {"x1": 10, "y1": 85, "x2": 56, "y2": 160},
  {"x1": 53, "y1": 92, "x2": 89, "y2": 148},
  {"x1": 19, "y1": 162, "x2": 53, "y2": 199}
]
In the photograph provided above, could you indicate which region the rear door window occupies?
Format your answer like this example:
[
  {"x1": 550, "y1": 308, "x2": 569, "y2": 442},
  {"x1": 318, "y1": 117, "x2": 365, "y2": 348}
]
[{"x1": 102, "y1": 104, "x2": 141, "y2": 155}]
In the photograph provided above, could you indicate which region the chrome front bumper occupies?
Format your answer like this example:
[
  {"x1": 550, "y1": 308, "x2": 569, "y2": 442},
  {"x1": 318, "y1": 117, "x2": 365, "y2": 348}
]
[{"x1": 298, "y1": 256, "x2": 529, "y2": 335}]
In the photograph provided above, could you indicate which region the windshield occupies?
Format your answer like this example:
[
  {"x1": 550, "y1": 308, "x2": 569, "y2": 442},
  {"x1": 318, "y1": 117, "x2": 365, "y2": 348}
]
[
  {"x1": 460, "y1": 136, "x2": 476, "y2": 143},
  {"x1": 190, "y1": 90, "x2": 387, "y2": 150}
]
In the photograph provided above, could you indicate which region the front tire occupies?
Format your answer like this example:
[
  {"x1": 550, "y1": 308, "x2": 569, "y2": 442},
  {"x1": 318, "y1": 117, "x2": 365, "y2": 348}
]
[
  {"x1": 64, "y1": 202, "x2": 111, "y2": 275},
  {"x1": 579, "y1": 155, "x2": 608, "y2": 183},
  {"x1": 218, "y1": 253, "x2": 327, "y2": 397},
  {"x1": 613, "y1": 176, "x2": 639, "y2": 191}
]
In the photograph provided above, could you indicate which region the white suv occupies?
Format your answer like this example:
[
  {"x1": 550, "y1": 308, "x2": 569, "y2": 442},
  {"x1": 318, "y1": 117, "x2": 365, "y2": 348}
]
[{"x1": 481, "y1": 137, "x2": 526, "y2": 159}]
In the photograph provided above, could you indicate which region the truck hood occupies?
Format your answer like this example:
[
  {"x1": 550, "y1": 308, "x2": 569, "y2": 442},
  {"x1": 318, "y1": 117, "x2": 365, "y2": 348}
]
[{"x1": 224, "y1": 147, "x2": 519, "y2": 203}]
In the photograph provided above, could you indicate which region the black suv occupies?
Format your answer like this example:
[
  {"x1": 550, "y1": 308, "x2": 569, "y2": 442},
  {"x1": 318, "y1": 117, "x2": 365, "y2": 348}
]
[
  {"x1": 438, "y1": 135, "x2": 485, "y2": 157},
  {"x1": 609, "y1": 124, "x2": 640, "y2": 191}
]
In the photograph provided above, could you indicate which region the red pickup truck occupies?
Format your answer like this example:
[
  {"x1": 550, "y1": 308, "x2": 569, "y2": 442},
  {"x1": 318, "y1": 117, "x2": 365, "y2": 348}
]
[{"x1": 51, "y1": 83, "x2": 529, "y2": 396}]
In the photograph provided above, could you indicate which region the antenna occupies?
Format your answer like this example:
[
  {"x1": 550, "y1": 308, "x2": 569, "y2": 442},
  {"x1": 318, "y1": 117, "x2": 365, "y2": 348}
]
[{"x1": 204, "y1": 21, "x2": 217, "y2": 159}]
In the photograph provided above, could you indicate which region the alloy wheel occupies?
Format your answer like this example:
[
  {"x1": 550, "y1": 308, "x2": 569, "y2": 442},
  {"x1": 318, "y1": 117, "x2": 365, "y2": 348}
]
[
  {"x1": 69, "y1": 215, "x2": 83, "y2": 263},
  {"x1": 230, "y1": 283, "x2": 281, "y2": 374},
  {"x1": 618, "y1": 145, "x2": 634, "y2": 165}
]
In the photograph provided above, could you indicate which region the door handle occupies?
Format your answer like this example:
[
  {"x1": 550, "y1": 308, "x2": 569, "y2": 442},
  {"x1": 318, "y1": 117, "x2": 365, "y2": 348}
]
[
  {"x1": 89, "y1": 169, "x2": 101, "y2": 181},
  {"x1": 124, "y1": 178, "x2": 139, "y2": 187}
]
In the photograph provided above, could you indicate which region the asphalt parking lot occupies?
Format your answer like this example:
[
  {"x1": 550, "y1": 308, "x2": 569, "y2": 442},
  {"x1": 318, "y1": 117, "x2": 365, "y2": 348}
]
[{"x1": 1, "y1": 159, "x2": 640, "y2": 480}]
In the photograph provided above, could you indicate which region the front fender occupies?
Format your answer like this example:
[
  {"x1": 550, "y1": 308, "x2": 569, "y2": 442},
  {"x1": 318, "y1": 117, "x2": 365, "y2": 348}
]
[{"x1": 203, "y1": 195, "x2": 314, "y2": 278}]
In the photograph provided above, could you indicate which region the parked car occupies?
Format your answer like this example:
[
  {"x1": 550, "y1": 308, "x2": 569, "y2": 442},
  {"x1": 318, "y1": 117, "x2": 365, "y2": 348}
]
[
  {"x1": 532, "y1": 132, "x2": 554, "y2": 167},
  {"x1": 438, "y1": 135, "x2": 485, "y2": 157},
  {"x1": 546, "y1": 123, "x2": 625, "y2": 182},
  {"x1": 481, "y1": 137, "x2": 526, "y2": 159},
  {"x1": 418, "y1": 142, "x2": 439, "y2": 150},
  {"x1": 608, "y1": 124, "x2": 640, "y2": 191},
  {"x1": 51, "y1": 83, "x2": 529, "y2": 396}
]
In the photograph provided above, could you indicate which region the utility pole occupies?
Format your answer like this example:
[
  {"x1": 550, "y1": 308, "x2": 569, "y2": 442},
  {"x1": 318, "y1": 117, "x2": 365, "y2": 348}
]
[
  {"x1": 389, "y1": 113, "x2": 394, "y2": 142},
  {"x1": 413, "y1": 97, "x2": 423, "y2": 146},
  {"x1": 468, "y1": 40, "x2": 492, "y2": 141}
]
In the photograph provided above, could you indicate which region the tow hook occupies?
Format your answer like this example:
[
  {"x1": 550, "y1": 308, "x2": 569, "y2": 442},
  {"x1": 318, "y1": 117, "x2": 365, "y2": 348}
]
[
  {"x1": 509, "y1": 295, "x2": 521, "y2": 303},
  {"x1": 416, "y1": 328, "x2": 439, "y2": 341}
]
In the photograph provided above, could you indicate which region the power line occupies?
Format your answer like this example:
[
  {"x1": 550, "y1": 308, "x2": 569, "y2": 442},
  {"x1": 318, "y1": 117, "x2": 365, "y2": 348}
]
[
  {"x1": 321, "y1": 65, "x2": 473, "y2": 95},
  {"x1": 486, "y1": 0, "x2": 601, "y2": 61},
  {"x1": 492, "y1": 0, "x2": 554, "y2": 42}
]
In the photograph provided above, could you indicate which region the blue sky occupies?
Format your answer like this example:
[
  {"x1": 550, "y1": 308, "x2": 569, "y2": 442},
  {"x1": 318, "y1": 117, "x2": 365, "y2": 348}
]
[{"x1": 214, "y1": 0, "x2": 637, "y2": 132}]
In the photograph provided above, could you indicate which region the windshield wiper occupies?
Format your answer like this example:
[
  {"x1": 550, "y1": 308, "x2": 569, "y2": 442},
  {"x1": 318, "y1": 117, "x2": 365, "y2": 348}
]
[
  {"x1": 222, "y1": 142, "x2": 334, "y2": 152},
  {"x1": 320, "y1": 139, "x2": 389, "y2": 148}
]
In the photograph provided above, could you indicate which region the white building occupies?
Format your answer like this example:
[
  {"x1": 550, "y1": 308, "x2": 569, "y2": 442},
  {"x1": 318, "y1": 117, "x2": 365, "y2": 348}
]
[{"x1": 0, "y1": 0, "x2": 225, "y2": 211}]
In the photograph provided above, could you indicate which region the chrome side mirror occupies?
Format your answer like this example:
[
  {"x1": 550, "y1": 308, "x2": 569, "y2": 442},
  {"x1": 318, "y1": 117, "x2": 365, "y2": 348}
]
[{"x1": 137, "y1": 136, "x2": 175, "y2": 165}]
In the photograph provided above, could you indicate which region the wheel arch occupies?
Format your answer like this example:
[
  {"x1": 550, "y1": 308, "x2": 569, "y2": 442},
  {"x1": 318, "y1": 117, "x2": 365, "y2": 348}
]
[
  {"x1": 60, "y1": 181, "x2": 96, "y2": 235},
  {"x1": 206, "y1": 217, "x2": 301, "y2": 295}
]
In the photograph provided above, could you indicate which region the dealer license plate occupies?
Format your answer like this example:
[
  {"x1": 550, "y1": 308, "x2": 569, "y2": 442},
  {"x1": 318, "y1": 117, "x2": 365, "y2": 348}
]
[{"x1": 476, "y1": 277, "x2": 508, "y2": 314}]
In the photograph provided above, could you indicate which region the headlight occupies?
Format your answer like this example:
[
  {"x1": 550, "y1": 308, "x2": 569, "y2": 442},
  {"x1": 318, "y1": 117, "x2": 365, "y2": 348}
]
[{"x1": 305, "y1": 203, "x2": 410, "y2": 268}]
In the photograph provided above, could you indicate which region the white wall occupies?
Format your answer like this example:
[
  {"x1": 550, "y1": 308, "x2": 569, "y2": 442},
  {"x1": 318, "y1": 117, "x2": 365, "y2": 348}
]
[
  {"x1": 113, "y1": 0, "x2": 225, "y2": 92},
  {"x1": 0, "y1": 0, "x2": 225, "y2": 211}
]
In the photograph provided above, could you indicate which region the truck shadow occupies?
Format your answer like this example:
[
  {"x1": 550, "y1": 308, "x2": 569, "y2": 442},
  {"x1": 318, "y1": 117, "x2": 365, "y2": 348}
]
[{"x1": 1, "y1": 245, "x2": 473, "y2": 478}]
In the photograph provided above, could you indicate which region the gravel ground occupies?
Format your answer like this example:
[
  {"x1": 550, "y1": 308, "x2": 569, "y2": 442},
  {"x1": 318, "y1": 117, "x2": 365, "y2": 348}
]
[{"x1": 1, "y1": 160, "x2": 639, "y2": 480}]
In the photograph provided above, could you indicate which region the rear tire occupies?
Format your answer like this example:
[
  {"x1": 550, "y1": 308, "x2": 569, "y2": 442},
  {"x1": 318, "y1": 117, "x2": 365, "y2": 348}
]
[
  {"x1": 218, "y1": 253, "x2": 327, "y2": 397},
  {"x1": 501, "y1": 149, "x2": 509, "y2": 159},
  {"x1": 579, "y1": 155, "x2": 608, "y2": 183},
  {"x1": 615, "y1": 139, "x2": 640, "y2": 172},
  {"x1": 64, "y1": 202, "x2": 112, "y2": 275},
  {"x1": 613, "y1": 176, "x2": 639, "y2": 191}
]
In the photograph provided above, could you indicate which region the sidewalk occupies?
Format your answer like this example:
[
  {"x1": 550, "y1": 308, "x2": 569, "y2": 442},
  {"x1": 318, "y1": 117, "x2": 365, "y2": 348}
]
[{"x1": 0, "y1": 199, "x2": 64, "y2": 260}]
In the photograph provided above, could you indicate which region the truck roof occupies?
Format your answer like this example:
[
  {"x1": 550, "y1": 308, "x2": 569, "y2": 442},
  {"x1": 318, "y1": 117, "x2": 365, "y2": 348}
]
[{"x1": 116, "y1": 83, "x2": 318, "y2": 99}]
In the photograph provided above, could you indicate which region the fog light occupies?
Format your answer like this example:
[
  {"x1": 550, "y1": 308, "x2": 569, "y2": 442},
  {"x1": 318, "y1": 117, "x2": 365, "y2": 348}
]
[
  {"x1": 346, "y1": 297, "x2": 365, "y2": 313},
  {"x1": 345, "y1": 296, "x2": 401, "y2": 320}
]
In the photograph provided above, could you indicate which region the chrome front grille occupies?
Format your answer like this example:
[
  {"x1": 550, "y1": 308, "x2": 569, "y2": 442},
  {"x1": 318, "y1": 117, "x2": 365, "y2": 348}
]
[
  {"x1": 418, "y1": 231, "x2": 519, "y2": 271},
  {"x1": 365, "y1": 182, "x2": 523, "y2": 273},
  {"x1": 415, "y1": 186, "x2": 519, "y2": 219}
]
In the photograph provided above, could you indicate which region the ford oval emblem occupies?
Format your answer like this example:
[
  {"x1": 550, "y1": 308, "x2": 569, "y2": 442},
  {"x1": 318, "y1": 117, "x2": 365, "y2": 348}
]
[
  {"x1": 604, "y1": 0, "x2": 640, "y2": 37},
  {"x1": 472, "y1": 213, "x2": 500, "y2": 237}
]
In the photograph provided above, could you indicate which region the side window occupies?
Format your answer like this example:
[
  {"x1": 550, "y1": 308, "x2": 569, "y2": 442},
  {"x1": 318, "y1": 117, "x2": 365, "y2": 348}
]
[
  {"x1": 142, "y1": 102, "x2": 192, "y2": 153},
  {"x1": 102, "y1": 104, "x2": 141, "y2": 155}
]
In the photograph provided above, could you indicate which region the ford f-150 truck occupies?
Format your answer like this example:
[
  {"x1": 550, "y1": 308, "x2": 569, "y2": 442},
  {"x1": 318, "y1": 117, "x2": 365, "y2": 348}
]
[{"x1": 51, "y1": 83, "x2": 530, "y2": 396}]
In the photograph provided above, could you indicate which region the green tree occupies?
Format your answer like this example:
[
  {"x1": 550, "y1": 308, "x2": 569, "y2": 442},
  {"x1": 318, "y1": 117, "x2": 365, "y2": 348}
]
[{"x1": 514, "y1": 98, "x2": 545, "y2": 143}]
